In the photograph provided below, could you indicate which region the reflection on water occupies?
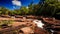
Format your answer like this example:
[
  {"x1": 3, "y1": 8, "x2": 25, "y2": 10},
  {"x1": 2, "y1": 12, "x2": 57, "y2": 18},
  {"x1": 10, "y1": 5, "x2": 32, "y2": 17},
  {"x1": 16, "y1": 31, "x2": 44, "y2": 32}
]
[{"x1": 33, "y1": 20, "x2": 44, "y2": 28}]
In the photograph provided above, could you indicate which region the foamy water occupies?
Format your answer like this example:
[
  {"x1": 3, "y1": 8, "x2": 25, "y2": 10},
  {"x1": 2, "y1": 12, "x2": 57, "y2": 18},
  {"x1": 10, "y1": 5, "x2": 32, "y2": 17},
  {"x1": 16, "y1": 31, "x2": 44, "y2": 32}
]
[{"x1": 33, "y1": 20, "x2": 44, "y2": 28}]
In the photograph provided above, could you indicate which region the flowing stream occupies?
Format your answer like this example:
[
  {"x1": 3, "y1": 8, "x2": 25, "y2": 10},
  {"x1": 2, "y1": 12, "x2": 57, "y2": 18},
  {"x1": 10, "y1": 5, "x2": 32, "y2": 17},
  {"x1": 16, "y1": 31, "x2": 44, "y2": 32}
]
[{"x1": 33, "y1": 20, "x2": 44, "y2": 28}]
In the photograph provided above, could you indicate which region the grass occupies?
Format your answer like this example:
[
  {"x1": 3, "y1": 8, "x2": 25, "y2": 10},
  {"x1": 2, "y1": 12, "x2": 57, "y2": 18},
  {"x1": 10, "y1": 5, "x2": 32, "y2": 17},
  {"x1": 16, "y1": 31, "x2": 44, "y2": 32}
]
[{"x1": 0, "y1": 20, "x2": 14, "y2": 28}]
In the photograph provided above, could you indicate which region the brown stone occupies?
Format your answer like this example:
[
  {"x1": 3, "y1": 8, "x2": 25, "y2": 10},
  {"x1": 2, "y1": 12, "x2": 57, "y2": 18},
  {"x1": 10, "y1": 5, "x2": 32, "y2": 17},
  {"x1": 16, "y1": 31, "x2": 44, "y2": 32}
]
[{"x1": 34, "y1": 27, "x2": 50, "y2": 34}]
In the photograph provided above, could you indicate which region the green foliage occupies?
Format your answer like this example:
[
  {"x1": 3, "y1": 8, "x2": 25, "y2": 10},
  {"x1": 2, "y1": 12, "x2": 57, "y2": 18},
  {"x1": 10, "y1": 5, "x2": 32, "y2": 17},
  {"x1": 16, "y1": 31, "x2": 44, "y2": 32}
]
[
  {"x1": 0, "y1": 0, "x2": 60, "y2": 17},
  {"x1": 33, "y1": 4, "x2": 41, "y2": 15},
  {"x1": 0, "y1": 20, "x2": 14, "y2": 27},
  {"x1": 20, "y1": 6, "x2": 29, "y2": 15},
  {"x1": 38, "y1": 0, "x2": 60, "y2": 17},
  {"x1": 0, "y1": 7, "x2": 10, "y2": 15}
]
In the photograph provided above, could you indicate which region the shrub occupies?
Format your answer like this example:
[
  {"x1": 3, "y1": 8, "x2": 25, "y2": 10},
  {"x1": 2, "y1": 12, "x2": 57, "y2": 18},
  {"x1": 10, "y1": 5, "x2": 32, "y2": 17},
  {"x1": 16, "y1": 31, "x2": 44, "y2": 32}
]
[{"x1": 0, "y1": 20, "x2": 14, "y2": 28}]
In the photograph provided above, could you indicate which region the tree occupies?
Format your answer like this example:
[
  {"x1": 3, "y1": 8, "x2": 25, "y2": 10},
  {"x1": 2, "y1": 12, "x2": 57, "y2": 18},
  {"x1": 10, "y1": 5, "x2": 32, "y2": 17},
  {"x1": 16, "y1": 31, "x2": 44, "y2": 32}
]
[
  {"x1": 38, "y1": 0, "x2": 60, "y2": 17},
  {"x1": 0, "y1": 7, "x2": 9, "y2": 15},
  {"x1": 20, "y1": 6, "x2": 29, "y2": 15},
  {"x1": 28, "y1": 1, "x2": 34, "y2": 15},
  {"x1": 33, "y1": 4, "x2": 41, "y2": 15}
]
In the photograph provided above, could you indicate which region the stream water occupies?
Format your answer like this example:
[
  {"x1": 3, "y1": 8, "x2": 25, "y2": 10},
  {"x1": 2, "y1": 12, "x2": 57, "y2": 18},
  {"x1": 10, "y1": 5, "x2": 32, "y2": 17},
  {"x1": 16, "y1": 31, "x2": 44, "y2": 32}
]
[
  {"x1": 33, "y1": 20, "x2": 44, "y2": 28},
  {"x1": 33, "y1": 20, "x2": 54, "y2": 34}
]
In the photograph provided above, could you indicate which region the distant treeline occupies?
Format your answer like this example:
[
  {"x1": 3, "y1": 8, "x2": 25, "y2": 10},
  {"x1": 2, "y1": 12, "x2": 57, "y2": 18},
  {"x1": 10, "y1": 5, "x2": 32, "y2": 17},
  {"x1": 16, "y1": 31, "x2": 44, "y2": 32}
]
[{"x1": 0, "y1": 0, "x2": 60, "y2": 19}]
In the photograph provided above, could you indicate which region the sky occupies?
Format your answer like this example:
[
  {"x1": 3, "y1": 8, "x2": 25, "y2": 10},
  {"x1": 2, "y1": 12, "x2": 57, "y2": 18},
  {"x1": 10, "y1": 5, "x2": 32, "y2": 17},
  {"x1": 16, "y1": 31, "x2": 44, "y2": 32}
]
[{"x1": 0, "y1": 0, "x2": 41, "y2": 10}]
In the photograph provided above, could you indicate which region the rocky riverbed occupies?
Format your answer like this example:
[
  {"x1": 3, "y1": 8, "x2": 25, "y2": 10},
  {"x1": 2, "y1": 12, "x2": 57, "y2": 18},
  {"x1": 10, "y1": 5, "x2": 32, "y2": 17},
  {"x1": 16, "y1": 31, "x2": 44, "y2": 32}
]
[{"x1": 0, "y1": 16, "x2": 60, "y2": 34}]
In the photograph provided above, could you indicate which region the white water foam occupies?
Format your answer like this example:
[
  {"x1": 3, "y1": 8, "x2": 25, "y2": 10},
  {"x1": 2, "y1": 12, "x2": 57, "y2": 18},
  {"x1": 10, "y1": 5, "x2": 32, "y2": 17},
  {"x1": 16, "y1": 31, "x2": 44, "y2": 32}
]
[{"x1": 33, "y1": 20, "x2": 44, "y2": 28}]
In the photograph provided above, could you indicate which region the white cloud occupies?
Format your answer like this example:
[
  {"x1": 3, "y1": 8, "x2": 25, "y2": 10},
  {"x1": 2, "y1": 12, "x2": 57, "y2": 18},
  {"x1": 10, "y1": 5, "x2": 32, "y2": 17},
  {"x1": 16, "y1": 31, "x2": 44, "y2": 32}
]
[{"x1": 12, "y1": 0, "x2": 21, "y2": 6}]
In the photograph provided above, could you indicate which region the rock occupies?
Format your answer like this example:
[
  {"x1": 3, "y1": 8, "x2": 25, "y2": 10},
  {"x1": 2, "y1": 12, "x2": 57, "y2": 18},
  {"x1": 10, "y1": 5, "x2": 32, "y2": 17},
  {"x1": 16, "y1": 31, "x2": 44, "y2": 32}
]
[
  {"x1": 20, "y1": 27, "x2": 34, "y2": 34},
  {"x1": 34, "y1": 27, "x2": 50, "y2": 34}
]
